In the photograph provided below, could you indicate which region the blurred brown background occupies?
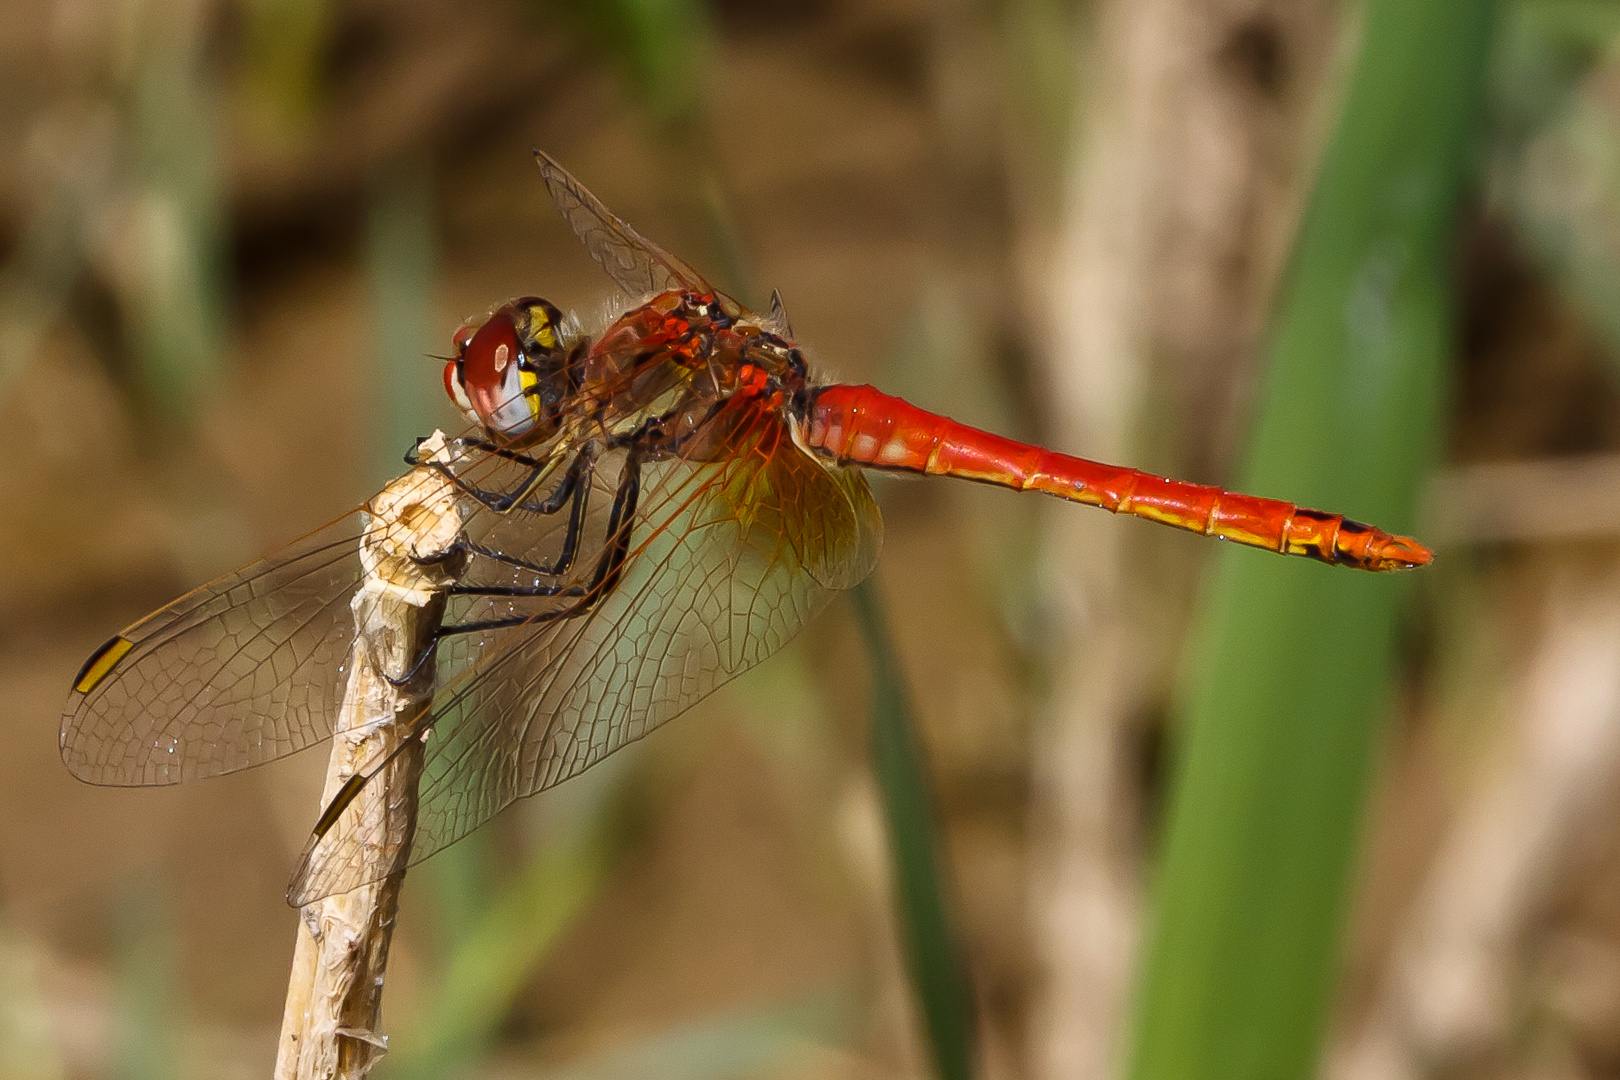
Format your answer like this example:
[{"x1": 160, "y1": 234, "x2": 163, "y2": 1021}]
[{"x1": 0, "y1": 0, "x2": 1615, "y2": 1078}]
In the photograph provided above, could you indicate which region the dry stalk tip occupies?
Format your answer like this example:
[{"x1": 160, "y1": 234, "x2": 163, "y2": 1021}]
[{"x1": 274, "y1": 432, "x2": 467, "y2": 1080}]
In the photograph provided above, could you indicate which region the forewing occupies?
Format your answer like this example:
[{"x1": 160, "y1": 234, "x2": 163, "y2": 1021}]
[
  {"x1": 58, "y1": 438, "x2": 577, "y2": 788},
  {"x1": 534, "y1": 150, "x2": 712, "y2": 299},
  {"x1": 61, "y1": 516, "x2": 368, "y2": 785},
  {"x1": 289, "y1": 404, "x2": 882, "y2": 903}
]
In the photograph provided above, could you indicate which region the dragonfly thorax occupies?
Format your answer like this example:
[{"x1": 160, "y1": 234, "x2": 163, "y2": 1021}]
[
  {"x1": 446, "y1": 297, "x2": 582, "y2": 443},
  {"x1": 580, "y1": 290, "x2": 816, "y2": 458}
]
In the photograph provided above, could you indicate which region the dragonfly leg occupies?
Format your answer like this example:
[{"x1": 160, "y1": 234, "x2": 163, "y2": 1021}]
[
  {"x1": 532, "y1": 449, "x2": 594, "y2": 576},
  {"x1": 444, "y1": 577, "x2": 584, "y2": 599},
  {"x1": 433, "y1": 460, "x2": 554, "y2": 514},
  {"x1": 427, "y1": 442, "x2": 594, "y2": 517},
  {"x1": 432, "y1": 452, "x2": 641, "y2": 639},
  {"x1": 387, "y1": 535, "x2": 595, "y2": 689},
  {"x1": 448, "y1": 542, "x2": 577, "y2": 582},
  {"x1": 382, "y1": 449, "x2": 639, "y2": 688},
  {"x1": 439, "y1": 449, "x2": 597, "y2": 591},
  {"x1": 587, "y1": 448, "x2": 640, "y2": 596},
  {"x1": 406, "y1": 435, "x2": 544, "y2": 470},
  {"x1": 416, "y1": 452, "x2": 594, "y2": 582}
]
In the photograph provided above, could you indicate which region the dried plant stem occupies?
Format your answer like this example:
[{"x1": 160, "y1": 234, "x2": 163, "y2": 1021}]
[
  {"x1": 1423, "y1": 452, "x2": 1620, "y2": 545},
  {"x1": 274, "y1": 437, "x2": 466, "y2": 1080},
  {"x1": 1329, "y1": 561, "x2": 1620, "y2": 1080}
]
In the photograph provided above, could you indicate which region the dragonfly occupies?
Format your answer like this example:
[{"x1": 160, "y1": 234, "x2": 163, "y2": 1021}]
[{"x1": 62, "y1": 152, "x2": 1432, "y2": 906}]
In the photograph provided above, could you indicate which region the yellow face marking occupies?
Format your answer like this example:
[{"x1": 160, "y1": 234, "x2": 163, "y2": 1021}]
[
  {"x1": 74, "y1": 635, "x2": 134, "y2": 694},
  {"x1": 519, "y1": 367, "x2": 542, "y2": 426},
  {"x1": 520, "y1": 304, "x2": 558, "y2": 350}
]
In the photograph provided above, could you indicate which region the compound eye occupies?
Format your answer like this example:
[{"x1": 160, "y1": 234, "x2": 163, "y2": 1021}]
[
  {"x1": 443, "y1": 359, "x2": 473, "y2": 416},
  {"x1": 452, "y1": 322, "x2": 478, "y2": 355}
]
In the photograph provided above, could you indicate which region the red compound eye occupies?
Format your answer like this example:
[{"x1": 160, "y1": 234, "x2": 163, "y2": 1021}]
[
  {"x1": 452, "y1": 322, "x2": 477, "y2": 355},
  {"x1": 443, "y1": 359, "x2": 466, "y2": 411},
  {"x1": 460, "y1": 310, "x2": 523, "y2": 425}
]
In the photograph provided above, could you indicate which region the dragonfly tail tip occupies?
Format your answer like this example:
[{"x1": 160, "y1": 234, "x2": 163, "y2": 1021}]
[{"x1": 1374, "y1": 532, "x2": 1434, "y2": 571}]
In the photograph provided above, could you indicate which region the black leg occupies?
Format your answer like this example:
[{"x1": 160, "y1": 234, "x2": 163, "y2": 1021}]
[
  {"x1": 433, "y1": 443, "x2": 596, "y2": 518},
  {"x1": 406, "y1": 434, "x2": 544, "y2": 470},
  {"x1": 437, "y1": 447, "x2": 593, "y2": 586},
  {"x1": 448, "y1": 540, "x2": 570, "y2": 580},
  {"x1": 534, "y1": 452, "x2": 593, "y2": 576},
  {"x1": 446, "y1": 580, "x2": 585, "y2": 599},
  {"x1": 433, "y1": 452, "x2": 641, "y2": 640},
  {"x1": 432, "y1": 459, "x2": 551, "y2": 514},
  {"x1": 432, "y1": 611, "x2": 573, "y2": 636},
  {"x1": 587, "y1": 450, "x2": 640, "y2": 596},
  {"x1": 457, "y1": 436, "x2": 545, "y2": 464}
]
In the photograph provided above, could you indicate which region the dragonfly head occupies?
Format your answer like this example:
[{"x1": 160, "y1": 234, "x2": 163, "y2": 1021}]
[{"x1": 446, "y1": 297, "x2": 578, "y2": 442}]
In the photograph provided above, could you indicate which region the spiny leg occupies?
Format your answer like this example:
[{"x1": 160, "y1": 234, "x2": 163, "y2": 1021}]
[
  {"x1": 428, "y1": 441, "x2": 592, "y2": 516},
  {"x1": 589, "y1": 448, "x2": 640, "y2": 596},
  {"x1": 317, "y1": 434, "x2": 628, "y2": 843},
  {"x1": 532, "y1": 446, "x2": 595, "y2": 576},
  {"x1": 406, "y1": 435, "x2": 545, "y2": 470},
  {"x1": 438, "y1": 446, "x2": 598, "y2": 597},
  {"x1": 434, "y1": 452, "x2": 641, "y2": 639},
  {"x1": 438, "y1": 458, "x2": 554, "y2": 515}
]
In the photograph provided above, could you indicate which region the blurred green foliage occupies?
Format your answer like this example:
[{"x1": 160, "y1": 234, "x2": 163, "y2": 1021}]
[
  {"x1": 128, "y1": 4, "x2": 227, "y2": 432},
  {"x1": 853, "y1": 583, "x2": 978, "y2": 1080},
  {"x1": 0, "y1": 167, "x2": 88, "y2": 410},
  {"x1": 109, "y1": 877, "x2": 177, "y2": 1080},
  {"x1": 1126, "y1": 2, "x2": 1498, "y2": 1078},
  {"x1": 1493, "y1": 0, "x2": 1620, "y2": 144},
  {"x1": 382, "y1": 813, "x2": 617, "y2": 1080},
  {"x1": 239, "y1": 0, "x2": 330, "y2": 140},
  {"x1": 534, "y1": 986, "x2": 858, "y2": 1080},
  {"x1": 1496, "y1": 0, "x2": 1620, "y2": 376},
  {"x1": 367, "y1": 161, "x2": 449, "y2": 490},
  {"x1": 541, "y1": 0, "x2": 715, "y2": 127}
]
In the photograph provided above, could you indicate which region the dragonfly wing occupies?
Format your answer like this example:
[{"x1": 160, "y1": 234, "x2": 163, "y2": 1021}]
[
  {"x1": 60, "y1": 515, "x2": 369, "y2": 785},
  {"x1": 768, "y1": 289, "x2": 793, "y2": 338},
  {"x1": 289, "y1": 404, "x2": 881, "y2": 903},
  {"x1": 534, "y1": 150, "x2": 713, "y2": 299},
  {"x1": 57, "y1": 435, "x2": 574, "y2": 788}
]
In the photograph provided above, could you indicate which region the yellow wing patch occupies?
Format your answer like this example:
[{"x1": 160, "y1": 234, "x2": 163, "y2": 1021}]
[{"x1": 73, "y1": 636, "x2": 135, "y2": 694}]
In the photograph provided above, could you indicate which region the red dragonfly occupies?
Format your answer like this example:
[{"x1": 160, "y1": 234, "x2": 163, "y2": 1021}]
[{"x1": 62, "y1": 152, "x2": 1431, "y2": 905}]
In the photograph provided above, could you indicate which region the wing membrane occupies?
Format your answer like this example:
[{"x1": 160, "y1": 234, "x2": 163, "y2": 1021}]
[
  {"x1": 61, "y1": 522, "x2": 366, "y2": 785},
  {"x1": 534, "y1": 150, "x2": 713, "y2": 299},
  {"x1": 289, "y1": 403, "x2": 880, "y2": 903},
  {"x1": 59, "y1": 442, "x2": 573, "y2": 787}
]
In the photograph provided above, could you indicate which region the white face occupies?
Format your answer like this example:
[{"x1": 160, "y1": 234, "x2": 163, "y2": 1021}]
[
  {"x1": 444, "y1": 308, "x2": 543, "y2": 439},
  {"x1": 482, "y1": 354, "x2": 540, "y2": 438}
]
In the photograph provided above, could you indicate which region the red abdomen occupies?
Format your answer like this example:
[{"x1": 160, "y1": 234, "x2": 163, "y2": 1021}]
[{"x1": 804, "y1": 384, "x2": 1431, "y2": 572}]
